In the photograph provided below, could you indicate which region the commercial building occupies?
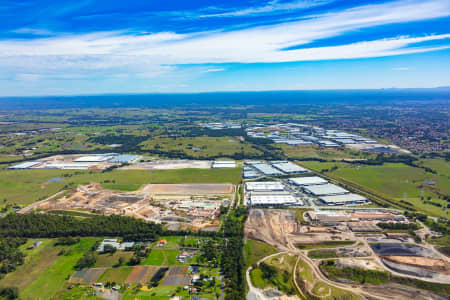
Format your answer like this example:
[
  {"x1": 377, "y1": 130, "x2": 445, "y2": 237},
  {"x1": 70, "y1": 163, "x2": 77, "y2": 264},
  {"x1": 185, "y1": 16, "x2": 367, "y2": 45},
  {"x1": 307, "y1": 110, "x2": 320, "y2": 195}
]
[
  {"x1": 318, "y1": 193, "x2": 368, "y2": 206},
  {"x1": 289, "y1": 176, "x2": 328, "y2": 186},
  {"x1": 271, "y1": 161, "x2": 309, "y2": 174},
  {"x1": 212, "y1": 160, "x2": 236, "y2": 168},
  {"x1": 245, "y1": 181, "x2": 284, "y2": 192},
  {"x1": 303, "y1": 183, "x2": 349, "y2": 196},
  {"x1": 44, "y1": 163, "x2": 96, "y2": 169}
]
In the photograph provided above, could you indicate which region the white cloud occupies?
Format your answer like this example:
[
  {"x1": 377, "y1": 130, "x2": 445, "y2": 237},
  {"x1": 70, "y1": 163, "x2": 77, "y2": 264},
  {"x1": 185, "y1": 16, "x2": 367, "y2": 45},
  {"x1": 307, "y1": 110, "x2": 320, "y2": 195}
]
[
  {"x1": 11, "y1": 28, "x2": 53, "y2": 36},
  {"x1": 1, "y1": 0, "x2": 449, "y2": 80},
  {"x1": 200, "y1": 0, "x2": 331, "y2": 18},
  {"x1": 392, "y1": 67, "x2": 409, "y2": 71},
  {"x1": 204, "y1": 68, "x2": 225, "y2": 72}
]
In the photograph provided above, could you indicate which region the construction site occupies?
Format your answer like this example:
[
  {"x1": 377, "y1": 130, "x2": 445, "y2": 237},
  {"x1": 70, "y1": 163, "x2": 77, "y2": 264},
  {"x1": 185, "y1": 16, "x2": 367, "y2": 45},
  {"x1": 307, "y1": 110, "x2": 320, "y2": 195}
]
[{"x1": 20, "y1": 183, "x2": 234, "y2": 232}]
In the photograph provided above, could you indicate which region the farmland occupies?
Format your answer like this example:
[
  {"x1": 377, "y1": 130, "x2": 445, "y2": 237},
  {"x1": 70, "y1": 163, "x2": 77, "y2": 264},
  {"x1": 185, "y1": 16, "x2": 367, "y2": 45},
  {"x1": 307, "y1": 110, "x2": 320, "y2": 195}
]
[
  {"x1": 0, "y1": 167, "x2": 241, "y2": 208},
  {"x1": 0, "y1": 237, "x2": 98, "y2": 300}
]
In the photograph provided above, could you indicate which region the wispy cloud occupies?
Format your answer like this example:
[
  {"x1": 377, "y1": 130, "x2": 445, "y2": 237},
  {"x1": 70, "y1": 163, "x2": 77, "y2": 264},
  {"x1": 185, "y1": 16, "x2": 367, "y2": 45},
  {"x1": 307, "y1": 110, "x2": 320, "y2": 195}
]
[
  {"x1": 11, "y1": 28, "x2": 53, "y2": 36},
  {"x1": 200, "y1": 0, "x2": 331, "y2": 18},
  {"x1": 392, "y1": 67, "x2": 409, "y2": 71},
  {"x1": 204, "y1": 68, "x2": 225, "y2": 72}
]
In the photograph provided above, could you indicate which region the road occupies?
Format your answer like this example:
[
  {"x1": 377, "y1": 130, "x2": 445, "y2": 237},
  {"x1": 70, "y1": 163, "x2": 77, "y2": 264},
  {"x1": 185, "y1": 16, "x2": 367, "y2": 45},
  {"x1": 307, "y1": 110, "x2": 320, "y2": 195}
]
[{"x1": 246, "y1": 252, "x2": 287, "y2": 300}]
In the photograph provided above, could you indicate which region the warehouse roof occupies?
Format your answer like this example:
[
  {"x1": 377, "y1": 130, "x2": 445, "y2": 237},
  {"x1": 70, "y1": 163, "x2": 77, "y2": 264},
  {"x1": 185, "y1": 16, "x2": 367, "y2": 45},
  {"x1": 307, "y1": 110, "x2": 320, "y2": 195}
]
[
  {"x1": 271, "y1": 161, "x2": 308, "y2": 173},
  {"x1": 109, "y1": 155, "x2": 139, "y2": 163},
  {"x1": 8, "y1": 161, "x2": 41, "y2": 169},
  {"x1": 251, "y1": 163, "x2": 284, "y2": 175},
  {"x1": 289, "y1": 176, "x2": 328, "y2": 186},
  {"x1": 303, "y1": 183, "x2": 349, "y2": 196},
  {"x1": 249, "y1": 194, "x2": 299, "y2": 206},
  {"x1": 74, "y1": 155, "x2": 113, "y2": 162},
  {"x1": 245, "y1": 181, "x2": 284, "y2": 191},
  {"x1": 319, "y1": 193, "x2": 367, "y2": 205}
]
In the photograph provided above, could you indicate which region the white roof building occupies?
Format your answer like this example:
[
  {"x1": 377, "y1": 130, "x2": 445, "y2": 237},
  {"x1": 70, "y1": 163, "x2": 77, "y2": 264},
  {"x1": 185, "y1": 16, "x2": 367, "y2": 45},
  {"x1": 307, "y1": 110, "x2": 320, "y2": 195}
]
[
  {"x1": 249, "y1": 192, "x2": 300, "y2": 206},
  {"x1": 245, "y1": 181, "x2": 284, "y2": 192},
  {"x1": 74, "y1": 155, "x2": 113, "y2": 162},
  {"x1": 319, "y1": 193, "x2": 368, "y2": 206},
  {"x1": 289, "y1": 176, "x2": 328, "y2": 186},
  {"x1": 271, "y1": 161, "x2": 309, "y2": 174},
  {"x1": 8, "y1": 161, "x2": 41, "y2": 169},
  {"x1": 212, "y1": 161, "x2": 236, "y2": 168},
  {"x1": 303, "y1": 183, "x2": 349, "y2": 196}
]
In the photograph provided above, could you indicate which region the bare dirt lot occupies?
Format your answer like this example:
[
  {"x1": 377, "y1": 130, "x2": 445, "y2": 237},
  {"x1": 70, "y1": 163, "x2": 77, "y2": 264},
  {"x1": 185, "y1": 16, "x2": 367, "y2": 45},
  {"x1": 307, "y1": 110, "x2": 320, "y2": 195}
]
[
  {"x1": 126, "y1": 266, "x2": 158, "y2": 284},
  {"x1": 141, "y1": 183, "x2": 233, "y2": 194},
  {"x1": 70, "y1": 268, "x2": 106, "y2": 284},
  {"x1": 245, "y1": 209, "x2": 355, "y2": 250}
]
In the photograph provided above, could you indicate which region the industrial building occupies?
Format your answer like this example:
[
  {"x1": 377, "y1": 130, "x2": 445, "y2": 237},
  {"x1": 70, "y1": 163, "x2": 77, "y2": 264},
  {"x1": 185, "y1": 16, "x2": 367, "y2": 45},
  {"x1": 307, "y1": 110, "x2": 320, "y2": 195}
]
[
  {"x1": 212, "y1": 160, "x2": 236, "y2": 168},
  {"x1": 74, "y1": 155, "x2": 114, "y2": 162},
  {"x1": 108, "y1": 154, "x2": 139, "y2": 164},
  {"x1": 303, "y1": 183, "x2": 349, "y2": 196},
  {"x1": 307, "y1": 210, "x2": 407, "y2": 225},
  {"x1": 289, "y1": 176, "x2": 328, "y2": 186},
  {"x1": 8, "y1": 161, "x2": 41, "y2": 169},
  {"x1": 243, "y1": 167, "x2": 259, "y2": 179},
  {"x1": 318, "y1": 193, "x2": 368, "y2": 206},
  {"x1": 248, "y1": 192, "x2": 299, "y2": 206},
  {"x1": 245, "y1": 181, "x2": 284, "y2": 192},
  {"x1": 271, "y1": 161, "x2": 309, "y2": 174},
  {"x1": 248, "y1": 162, "x2": 284, "y2": 176}
]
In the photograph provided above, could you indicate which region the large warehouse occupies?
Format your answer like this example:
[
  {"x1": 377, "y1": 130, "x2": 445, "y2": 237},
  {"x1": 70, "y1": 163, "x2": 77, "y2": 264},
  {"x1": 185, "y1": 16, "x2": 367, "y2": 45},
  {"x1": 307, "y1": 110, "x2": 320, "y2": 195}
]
[
  {"x1": 271, "y1": 161, "x2": 309, "y2": 174},
  {"x1": 249, "y1": 162, "x2": 284, "y2": 176},
  {"x1": 319, "y1": 193, "x2": 368, "y2": 206},
  {"x1": 109, "y1": 155, "x2": 139, "y2": 164},
  {"x1": 212, "y1": 160, "x2": 236, "y2": 168},
  {"x1": 245, "y1": 181, "x2": 284, "y2": 192},
  {"x1": 289, "y1": 176, "x2": 328, "y2": 186},
  {"x1": 74, "y1": 155, "x2": 114, "y2": 162},
  {"x1": 303, "y1": 183, "x2": 349, "y2": 196},
  {"x1": 248, "y1": 192, "x2": 300, "y2": 206}
]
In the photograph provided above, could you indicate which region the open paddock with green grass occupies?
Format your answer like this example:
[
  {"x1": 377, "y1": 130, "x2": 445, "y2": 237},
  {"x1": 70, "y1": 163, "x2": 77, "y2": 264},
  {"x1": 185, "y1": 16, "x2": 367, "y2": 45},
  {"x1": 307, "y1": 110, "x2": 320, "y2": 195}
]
[
  {"x1": 244, "y1": 239, "x2": 278, "y2": 268},
  {"x1": 296, "y1": 240, "x2": 355, "y2": 250},
  {"x1": 98, "y1": 266, "x2": 134, "y2": 284},
  {"x1": 0, "y1": 237, "x2": 99, "y2": 300}
]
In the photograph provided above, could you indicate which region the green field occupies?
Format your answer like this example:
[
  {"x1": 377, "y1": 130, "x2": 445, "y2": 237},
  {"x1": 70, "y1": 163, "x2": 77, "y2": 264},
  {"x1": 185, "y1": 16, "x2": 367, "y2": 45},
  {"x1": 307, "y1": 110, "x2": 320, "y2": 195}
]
[
  {"x1": 0, "y1": 238, "x2": 99, "y2": 300},
  {"x1": 0, "y1": 167, "x2": 241, "y2": 207},
  {"x1": 250, "y1": 253, "x2": 297, "y2": 295},
  {"x1": 141, "y1": 249, "x2": 183, "y2": 266},
  {"x1": 140, "y1": 136, "x2": 262, "y2": 158},
  {"x1": 98, "y1": 266, "x2": 134, "y2": 283},
  {"x1": 296, "y1": 240, "x2": 355, "y2": 250},
  {"x1": 95, "y1": 252, "x2": 134, "y2": 267},
  {"x1": 244, "y1": 239, "x2": 278, "y2": 268}
]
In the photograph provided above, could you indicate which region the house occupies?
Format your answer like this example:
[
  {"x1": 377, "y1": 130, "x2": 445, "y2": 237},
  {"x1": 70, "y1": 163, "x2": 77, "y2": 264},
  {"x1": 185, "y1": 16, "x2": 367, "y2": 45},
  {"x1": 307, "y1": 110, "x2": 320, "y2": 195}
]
[
  {"x1": 157, "y1": 239, "x2": 167, "y2": 247},
  {"x1": 28, "y1": 241, "x2": 42, "y2": 249}
]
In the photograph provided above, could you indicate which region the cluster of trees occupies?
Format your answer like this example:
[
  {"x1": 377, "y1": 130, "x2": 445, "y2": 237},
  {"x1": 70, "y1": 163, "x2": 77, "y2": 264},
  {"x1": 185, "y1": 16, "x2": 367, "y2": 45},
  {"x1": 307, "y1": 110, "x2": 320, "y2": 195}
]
[
  {"x1": 0, "y1": 287, "x2": 18, "y2": 300},
  {"x1": 0, "y1": 214, "x2": 162, "y2": 241},
  {"x1": 321, "y1": 260, "x2": 389, "y2": 285},
  {"x1": 221, "y1": 209, "x2": 248, "y2": 300},
  {"x1": 0, "y1": 237, "x2": 26, "y2": 277},
  {"x1": 75, "y1": 253, "x2": 96, "y2": 270},
  {"x1": 199, "y1": 239, "x2": 220, "y2": 267},
  {"x1": 88, "y1": 134, "x2": 150, "y2": 153},
  {"x1": 377, "y1": 222, "x2": 418, "y2": 230}
]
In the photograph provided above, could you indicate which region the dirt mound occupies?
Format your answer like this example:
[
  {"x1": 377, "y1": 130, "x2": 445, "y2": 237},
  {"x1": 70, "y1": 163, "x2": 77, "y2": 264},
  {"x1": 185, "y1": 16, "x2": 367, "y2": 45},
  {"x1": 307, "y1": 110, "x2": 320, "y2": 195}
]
[
  {"x1": 245, "y1": 209, "x2": 297, "y2": 247},
  {"x1": 383, "y1": 256, "x2": 449, "y2": 274}
]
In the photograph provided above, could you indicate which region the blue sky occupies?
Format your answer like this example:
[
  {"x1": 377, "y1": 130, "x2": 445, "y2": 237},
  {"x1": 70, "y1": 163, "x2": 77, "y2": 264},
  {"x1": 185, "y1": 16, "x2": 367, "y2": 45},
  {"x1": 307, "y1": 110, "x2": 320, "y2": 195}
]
[{"x1": 0, "y1": 0, "x2": 450, "y2": 96}]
